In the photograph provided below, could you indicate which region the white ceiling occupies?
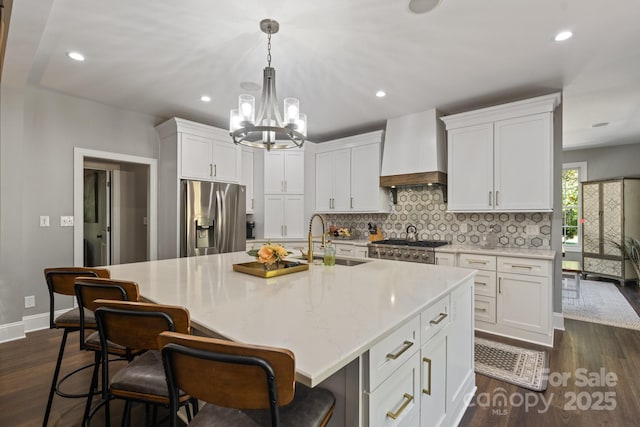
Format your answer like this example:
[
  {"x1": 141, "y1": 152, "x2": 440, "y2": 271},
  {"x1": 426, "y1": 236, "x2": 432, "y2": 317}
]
[{"x1": 4, "y1": 0, "x2": 640, "y2": 148}]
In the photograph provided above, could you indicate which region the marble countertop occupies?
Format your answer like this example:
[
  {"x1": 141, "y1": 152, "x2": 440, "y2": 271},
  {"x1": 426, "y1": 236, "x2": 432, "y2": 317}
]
[{"x1": 106, "y1": 252, "x2": 474, "y2": 387}]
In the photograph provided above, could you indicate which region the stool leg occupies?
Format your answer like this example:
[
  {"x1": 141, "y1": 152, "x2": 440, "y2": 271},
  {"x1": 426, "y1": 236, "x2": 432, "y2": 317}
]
[
  {"x1": 82, "y1": 352, "x2": 101, "y2": 426},
  {"x1": 43, "y1": 328, "x2": 70, "y2": 427}
]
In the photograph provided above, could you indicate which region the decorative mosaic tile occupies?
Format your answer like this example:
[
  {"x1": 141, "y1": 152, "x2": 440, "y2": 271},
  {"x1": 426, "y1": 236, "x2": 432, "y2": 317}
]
[{"x1": 324, "y1": 187, "x2": 552, "y2": 249}]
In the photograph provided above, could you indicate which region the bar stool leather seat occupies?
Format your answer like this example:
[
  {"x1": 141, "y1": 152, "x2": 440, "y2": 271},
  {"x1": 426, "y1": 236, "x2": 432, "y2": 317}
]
[{"x1": 188, "y1": 383, "x2": 335, "y2": 427}]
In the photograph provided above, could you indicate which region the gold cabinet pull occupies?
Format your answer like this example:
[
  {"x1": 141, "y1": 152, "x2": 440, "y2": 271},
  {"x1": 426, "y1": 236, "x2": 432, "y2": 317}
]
[
  {"x1": 510, "y1": 264, "x2": 533, "y2": 269},
  {"x1": 386, "y1": 340, "x2": 413, "y2": 360},
  {"x1": 475, "y1": 307, "x2": 487, "y2": 312},
  {"x1": 489, "y1": 191, "x2": 492, "y2": 206},
  {"x1": 467, "y1": 259, "x2": 488, "y2": 265},
  {"x1": 429, "y1": 313, "x2": 448, "y2": 325},
  {"x1": 495, "y1": 190, "x2": 499, "y2": 206},
  {"x1": 422, "y1": 357, "x2": 432, "y2": 395},
  {"x1": 386, "y1": 393, "x2": 414, "y2": 419}
]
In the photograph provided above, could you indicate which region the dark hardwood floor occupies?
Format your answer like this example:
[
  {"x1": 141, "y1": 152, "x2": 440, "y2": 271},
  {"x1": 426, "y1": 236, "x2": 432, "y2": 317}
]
[
  {"x1": 2, "y1": 317, "x2": 640, "y2": 426},
  {"x1": 461, "y1": 319, "x2": 640, "y2": 427},
  {"x1": 0, "y1": 328, "x2": 184, "y2": 427},
  {"x1": 616, "y1": 280, "x2": 640, "y2": 316}
]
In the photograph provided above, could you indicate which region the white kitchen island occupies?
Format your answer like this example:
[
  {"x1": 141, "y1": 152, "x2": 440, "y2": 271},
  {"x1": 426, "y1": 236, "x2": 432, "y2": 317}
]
[{"x1": 106, "y1": 252, "x2": 476, "y2": 427}]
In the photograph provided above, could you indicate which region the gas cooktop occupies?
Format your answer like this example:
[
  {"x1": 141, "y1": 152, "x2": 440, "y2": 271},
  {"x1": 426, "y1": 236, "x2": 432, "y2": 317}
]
[{"x1": 371, "y1": 239, "x2": 450, "y2": 248}]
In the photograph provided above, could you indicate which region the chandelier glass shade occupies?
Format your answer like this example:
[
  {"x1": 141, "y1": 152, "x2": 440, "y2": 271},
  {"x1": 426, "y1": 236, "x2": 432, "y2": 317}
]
[{"x1": 229, "y1": 19, "x2": 306, "y2": 151}]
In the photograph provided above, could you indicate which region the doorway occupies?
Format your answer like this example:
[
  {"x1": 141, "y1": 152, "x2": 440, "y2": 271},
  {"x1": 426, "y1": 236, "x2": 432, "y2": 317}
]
[{"x1": 73, "y1": 148, "x2": 158, "y2": 266}]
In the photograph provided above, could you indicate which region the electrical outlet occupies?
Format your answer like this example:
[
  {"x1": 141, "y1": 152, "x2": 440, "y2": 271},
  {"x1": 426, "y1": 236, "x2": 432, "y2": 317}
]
[
  {"x1": 39, "y1": 216, "x2": 50, "y2": 227},
  {"x1": 60, "y1": 216, "x2": 74, "y2": 227},
  {"x1": 464, "y1": 223, "x2": 472, "y2": 233},
  {"x1": 24, "y1": 295, "x2": 35, "y2": 308},
  {"x1": 525, "y1": 225, "x2": 540, "y2": 235}
]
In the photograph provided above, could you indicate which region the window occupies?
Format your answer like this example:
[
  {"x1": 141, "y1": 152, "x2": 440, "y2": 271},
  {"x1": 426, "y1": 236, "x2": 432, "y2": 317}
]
[{"x1": 562, "y1": 162, "x2": 587, "y2": 251}]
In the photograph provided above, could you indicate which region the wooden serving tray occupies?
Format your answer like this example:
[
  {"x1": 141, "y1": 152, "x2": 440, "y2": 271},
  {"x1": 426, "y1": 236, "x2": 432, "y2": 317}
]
[{"x1": 232, "y1": 260, "x2": 309, "y2": 278}]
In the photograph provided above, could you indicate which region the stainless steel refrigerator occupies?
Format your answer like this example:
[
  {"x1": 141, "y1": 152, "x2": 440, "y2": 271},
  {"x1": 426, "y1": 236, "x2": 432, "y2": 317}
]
[{"x1": 181, "y1": 180, "x2": 246, "y2": 257}]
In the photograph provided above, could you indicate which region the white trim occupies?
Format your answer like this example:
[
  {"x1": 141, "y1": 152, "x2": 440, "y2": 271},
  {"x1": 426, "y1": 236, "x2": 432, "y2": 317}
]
[
  {"x1": 23, "y1": 309, "x2": 66, "y2": 333},
  {"x1": 562, "y1": 161, "x2": 588, "y2": 252},
  {"x1": 74, "y1": 148, "x2": 158, "y2": 266},
  {"x1": 553, "y1": 312, "x2": 565, "y2": 331},
  {"x1": 0, "y1": 321, "x2": 26, "y2": 343}
]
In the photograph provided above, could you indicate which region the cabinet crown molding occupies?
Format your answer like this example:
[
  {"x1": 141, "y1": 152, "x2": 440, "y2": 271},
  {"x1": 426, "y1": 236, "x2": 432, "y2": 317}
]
[
  {"x1": 441, "y1": 93, "x2": 561, "y2": 130},
  {"x1": 155, "y1": 117, "x2": 230, "y2": 140},
  {"x1": 312, "y1": 130, "x2": 383, "y2": 153}
]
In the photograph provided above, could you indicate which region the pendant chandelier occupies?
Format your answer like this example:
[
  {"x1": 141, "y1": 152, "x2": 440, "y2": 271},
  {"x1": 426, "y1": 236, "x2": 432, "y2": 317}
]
[{"x1": 229, "y1": 19, "x2": 306, "y2": 151}]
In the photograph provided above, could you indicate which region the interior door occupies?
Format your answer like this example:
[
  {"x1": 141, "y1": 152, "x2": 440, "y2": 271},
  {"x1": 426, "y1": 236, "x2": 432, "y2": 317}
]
[{"x1": 83, "y1": 169, "x2": 111, "y2": 267}]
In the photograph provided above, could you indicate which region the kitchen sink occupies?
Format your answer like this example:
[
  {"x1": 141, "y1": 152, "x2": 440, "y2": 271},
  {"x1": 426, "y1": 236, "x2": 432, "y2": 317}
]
[{"x1": 293, "y1": 256, "x2": 370, "y2": 267}]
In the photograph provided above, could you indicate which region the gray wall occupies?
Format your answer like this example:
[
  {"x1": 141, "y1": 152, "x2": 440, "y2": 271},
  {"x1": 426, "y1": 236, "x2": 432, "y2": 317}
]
[
  {"x1": 563, "y1": 142, "x2": 640, "y2": 181},
  {"x1": 0, "y1": 85, "x2": 159, "y2": 335}
]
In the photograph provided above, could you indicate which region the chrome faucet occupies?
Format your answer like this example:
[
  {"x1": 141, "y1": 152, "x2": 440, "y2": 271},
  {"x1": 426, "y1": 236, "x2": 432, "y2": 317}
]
[{"x1": 307, "y1": 214, "x2": 326, "y2": 263}]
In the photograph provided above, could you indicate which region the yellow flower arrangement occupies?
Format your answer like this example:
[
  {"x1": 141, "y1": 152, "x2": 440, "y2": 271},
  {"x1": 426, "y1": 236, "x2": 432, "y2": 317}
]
[{"x1": 247, "y1": 242, "x2": 292, "y2": 266}]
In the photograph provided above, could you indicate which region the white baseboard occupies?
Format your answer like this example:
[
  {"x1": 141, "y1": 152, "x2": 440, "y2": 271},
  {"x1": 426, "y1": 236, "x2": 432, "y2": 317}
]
[
  {"x1": 0, "y1": 309, "x2": 69, "y2": 343},
  {"x1": 0, "y1": 321, "x2": 26, "y2": 343},
  {"x1": 553, "y1": 311, "x2": 565, "y2": 331}
]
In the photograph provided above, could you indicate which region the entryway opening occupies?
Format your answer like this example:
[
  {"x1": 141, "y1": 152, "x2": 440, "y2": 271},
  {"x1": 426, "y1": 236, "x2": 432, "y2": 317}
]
[{"x1": 74, "y1": 148, "x2": 158, "y2": 267}]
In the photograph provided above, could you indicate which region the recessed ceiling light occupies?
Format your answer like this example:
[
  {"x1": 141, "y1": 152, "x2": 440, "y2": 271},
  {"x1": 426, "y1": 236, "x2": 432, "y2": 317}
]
[
  {"x1": 554, "y1": 31, "x2": 573, "y2": 42},
  {"x1": 66, "y1": 51, "x2": 85, "y2": 61},
  {"x1": 376, "y1": 90, "x2": 386, "y2": 98},
  {"x1": 200, "y1": 95, "x2": 211, "y2": 102},
  {"x1": 592, "y1": 122, "x2": 609, "y2": 128}
]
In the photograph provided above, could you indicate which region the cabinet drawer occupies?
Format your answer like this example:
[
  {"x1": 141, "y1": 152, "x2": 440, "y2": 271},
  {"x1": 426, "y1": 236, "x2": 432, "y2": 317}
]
[
  {"x1": 369, "y1": 352, "x2": 421, "y2": 427},
  {"x1": 420, "y1": 295, "x2": 450, "y2": 345},
  {"x1": 474, "y1": 295, "x2": 496, "y2": 324},
  {"x1": 497, "y1": 256, "x2": 549, "y2": 277},
  {"x1": 473, "y1": 270, "x2": 497, "y2": 297},
  {"x1": 369, "y1": 315, "x2": 420, "y2": 391},
  {"x1": 458, "y1": 253, "x2": 496, "y2": 271},
  {"x1": 335, "y1": 244, "x2": 355, "y2": 256}
]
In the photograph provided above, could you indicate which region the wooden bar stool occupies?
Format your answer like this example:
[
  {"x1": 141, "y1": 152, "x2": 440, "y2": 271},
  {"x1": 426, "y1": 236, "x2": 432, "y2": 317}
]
[
  {"x1": 74, "y1": 278, "x2": 141, "y2": 425},
  {"x1": 159, "y1": 331, "x2": 336, "y2": 427},
  {"x1": 43, "y1": 267, "x2": 110, "y2": 427},
  {"x1": 94, "y1": 300, "x2": 197, "y2": 426}
]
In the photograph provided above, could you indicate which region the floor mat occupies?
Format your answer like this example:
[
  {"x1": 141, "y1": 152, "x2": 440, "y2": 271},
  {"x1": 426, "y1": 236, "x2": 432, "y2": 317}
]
[
  {"x1": 474, "y1": 337, "x2": 548, "y2": 391},
  {"x1": 562, "y1": 279, "x2": 640, "y2": 330}
]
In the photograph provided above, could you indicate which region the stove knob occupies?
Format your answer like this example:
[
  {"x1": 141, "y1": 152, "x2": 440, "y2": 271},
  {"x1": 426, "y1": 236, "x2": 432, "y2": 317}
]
[
  {"x1": 413, "y1": 253, "x2": 420, "y2": 259},
  {"x1": 371, "y1": 249, "x2": 378, "y2": 255},
  {"x1": 404, "y1": 252, "x2": 411, "y2": 258},
  {"x1": 380, "y1": 250, "x2": 386, "y2": 256},
  {"x1": 422, "y1": 253, "x2": 429, "y2": 259}
]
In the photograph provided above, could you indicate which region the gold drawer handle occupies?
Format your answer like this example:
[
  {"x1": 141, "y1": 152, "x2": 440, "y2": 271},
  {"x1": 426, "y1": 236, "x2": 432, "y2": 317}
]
[
  {"x1": 474, "y1": 281, "x2": 486, "y2": 286},
  {"x1": 386, "y1": 393, "x2": 414, "y2": 419},
  {"x1": 468, "y1": 259, "x2": 488, "y2": 264},
  {"x1": 475, "y1": 307, "x2": 487, "y2": 312},
  {"x1": 511, "y1": 264, "x2": 533, "y2": 269},
  {"x1": 386, "y1": 340, "x2": 414, "y2": 360},
  {"x1": 429, "y1": 313, "x2": 448, "y2": 325},
  {"x1": 422, "y1": 357, "x2": 432, "y2": 395}
]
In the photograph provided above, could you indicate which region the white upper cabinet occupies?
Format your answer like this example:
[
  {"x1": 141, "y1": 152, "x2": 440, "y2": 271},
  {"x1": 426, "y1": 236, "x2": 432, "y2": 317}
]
[
  {"x1": 159, "y1": 118, "x2": 241, "y2": 183},
  {"x1": 314, "y1": 131, "x2": 390, "y2": 213},
  {"x1": 240, "y1": 148, "x2": 255, "y2": 213},
  {"x1": 264, "y1": 151, "x2": 304, "y2": 194},
  {"x1": 263, "y1": 194, "x2": 304, "y2": 239},
  {"x1": 442, "y1": 93, "x2": 560, "y2": 212}
]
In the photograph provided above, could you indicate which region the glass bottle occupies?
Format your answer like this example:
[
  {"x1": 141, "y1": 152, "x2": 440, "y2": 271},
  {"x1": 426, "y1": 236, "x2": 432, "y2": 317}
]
[{"x1": 324, "y1": 241, "x2": 336, "y2": 266}]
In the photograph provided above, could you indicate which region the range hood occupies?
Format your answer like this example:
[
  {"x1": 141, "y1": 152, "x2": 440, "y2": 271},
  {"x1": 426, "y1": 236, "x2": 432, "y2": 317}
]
[{"x1": 380, "y1": 108, "x2": 447, "y2": 203}]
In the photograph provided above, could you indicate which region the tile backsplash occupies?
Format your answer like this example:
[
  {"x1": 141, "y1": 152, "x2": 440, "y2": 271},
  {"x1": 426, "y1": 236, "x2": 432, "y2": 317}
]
[{"x1": 325, "y1": 186, "x2": 551, "y2": 249}]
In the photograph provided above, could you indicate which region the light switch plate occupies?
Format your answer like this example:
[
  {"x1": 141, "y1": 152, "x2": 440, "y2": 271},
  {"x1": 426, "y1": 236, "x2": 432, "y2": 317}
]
[
  {"x1": 40, "y1": 216, "x2": 50, "y2": 227},
  {"x1": 60, "y1": 216, "x2": 74, "y2": 227},
  {"x1": 24, "y1": 295, "x2": 35, "y2": 308}
]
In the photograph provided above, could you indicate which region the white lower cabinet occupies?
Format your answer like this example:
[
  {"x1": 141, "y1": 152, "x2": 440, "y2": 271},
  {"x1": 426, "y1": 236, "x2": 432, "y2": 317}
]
[
  {"x1": 434, "y1": 252, "x2": 456, "y2": 266},
  {"x1": 458, "y1": 252, "x2": 553, "y2": 346},
  {"x1": 364, "y1": 277, "x2": 475, "y2": 427},
  {"x1": 420, "y1": 333, "x2": 447, "y2": 427}
]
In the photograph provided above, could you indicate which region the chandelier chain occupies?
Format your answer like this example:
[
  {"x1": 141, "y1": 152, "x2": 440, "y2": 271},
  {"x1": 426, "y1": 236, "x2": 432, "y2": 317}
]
[{"x1": 267, "y1": 30, "x2": 272, "y2": 67}]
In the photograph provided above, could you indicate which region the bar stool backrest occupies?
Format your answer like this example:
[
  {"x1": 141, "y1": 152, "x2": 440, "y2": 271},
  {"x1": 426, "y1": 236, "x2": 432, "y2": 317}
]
[
  {"x1": 44, "y1": 267, "x2": 110, "y2": 329},
  {"x1": 159, "y1": 331, "x2": 296, "y2": 411},
  {"x1": 94, "y1": 300, "x2": 190, "y2": 351}
]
